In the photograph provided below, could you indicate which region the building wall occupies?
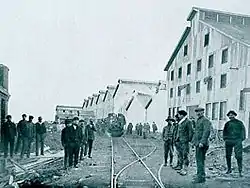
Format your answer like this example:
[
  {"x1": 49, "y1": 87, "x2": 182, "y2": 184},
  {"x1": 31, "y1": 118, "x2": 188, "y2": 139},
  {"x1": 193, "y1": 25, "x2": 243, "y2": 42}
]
[
  {"x1": 166, "y1": 11, "x2": 250, "y2": 136},
  {"x1": 125, "y1": 98, "x2": 145, "y2": 126},
  {"x1": 146, "y1": 90, "x2": 167, "y2": 132}
]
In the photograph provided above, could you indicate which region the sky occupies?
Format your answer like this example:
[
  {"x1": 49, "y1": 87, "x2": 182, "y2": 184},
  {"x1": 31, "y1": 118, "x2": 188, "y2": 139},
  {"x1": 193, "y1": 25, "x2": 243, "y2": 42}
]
[{"x1": 0, "y1": 0, "x2": 250, "y2": 122}]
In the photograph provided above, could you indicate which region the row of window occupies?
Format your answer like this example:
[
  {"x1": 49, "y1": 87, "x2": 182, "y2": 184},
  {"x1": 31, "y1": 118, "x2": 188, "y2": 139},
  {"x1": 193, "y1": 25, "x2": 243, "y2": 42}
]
[
  {"x1": 168, "y1": 101, "x2": 227, "y2": 121},
  {"x1": 169, "y1": 74, "x2": 227, "y2": 98},
  {"x1": 182, "y1": 33, "x2": 210, "y2": 58},
  {"x1": 170, "y1": 48, "x2": 228, "y2": 81}
]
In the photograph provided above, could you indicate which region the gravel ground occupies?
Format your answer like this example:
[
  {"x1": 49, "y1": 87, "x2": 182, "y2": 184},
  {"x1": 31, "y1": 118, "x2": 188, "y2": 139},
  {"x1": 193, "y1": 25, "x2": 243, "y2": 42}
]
[{"x1": 3, "y1": 133, "x2": 250, "y2": 188}]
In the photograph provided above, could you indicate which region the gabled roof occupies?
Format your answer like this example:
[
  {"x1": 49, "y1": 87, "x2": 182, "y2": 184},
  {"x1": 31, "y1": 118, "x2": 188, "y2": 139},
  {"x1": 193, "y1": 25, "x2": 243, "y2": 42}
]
[
  {"x1": 187, "y1": 7, "x2": 250, "y2": 21},
  {"x1": 164, "y1": 27, "x2": 191, "y2": 71},
  {"x1": 200, "y1": 19, "x2": 250, "y2": 46}
]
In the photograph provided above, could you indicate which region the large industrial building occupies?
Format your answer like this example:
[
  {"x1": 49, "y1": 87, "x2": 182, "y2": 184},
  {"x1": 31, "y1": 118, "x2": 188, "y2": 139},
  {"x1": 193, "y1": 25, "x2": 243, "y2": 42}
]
[{"x1": 164, "y1": 7, "x2": 250, "y2": 137}]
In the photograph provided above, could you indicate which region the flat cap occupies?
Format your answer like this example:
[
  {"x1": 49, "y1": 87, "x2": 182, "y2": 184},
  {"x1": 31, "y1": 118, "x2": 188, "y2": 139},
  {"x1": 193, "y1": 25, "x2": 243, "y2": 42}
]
[
  {"x1": 29, "y1": 115, "x2": 34, "y2": 119},
  {"x1": 227, "y1": 110, "x2": 237, "y2": 116},
  {"x1": 65, "y1": 119, "x2": 71, "y2": 124},
  {"x1": 195, "y1": 107, "x2": 205, "y2": 112}
]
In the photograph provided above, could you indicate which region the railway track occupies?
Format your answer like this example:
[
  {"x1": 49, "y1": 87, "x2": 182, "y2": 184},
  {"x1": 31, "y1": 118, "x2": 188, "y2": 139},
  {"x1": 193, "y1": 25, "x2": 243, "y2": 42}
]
[{"x1": 110, "y1": 136, "x2": 165, "y2": 188}]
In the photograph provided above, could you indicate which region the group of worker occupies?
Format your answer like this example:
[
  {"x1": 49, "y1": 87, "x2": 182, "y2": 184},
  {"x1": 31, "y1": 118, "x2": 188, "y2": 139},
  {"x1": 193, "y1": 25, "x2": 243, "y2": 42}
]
[
  {"x1": 61, "y1": 117, "x2": 96, "y2": 169},
  {"x1": 127, "y1": 122, "x2": 157, "y2": 138},
  {"x1": 162, "y1": 107, "x2": 246, "y2": 184},
  {"x1": 1, "y1": 114, "x2": 47, "y2": 159}
]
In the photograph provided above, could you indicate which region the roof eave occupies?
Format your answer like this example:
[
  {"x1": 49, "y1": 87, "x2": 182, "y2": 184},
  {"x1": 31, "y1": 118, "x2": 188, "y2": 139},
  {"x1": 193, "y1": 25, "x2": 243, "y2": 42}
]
[
  {"x1": 164, "y1": 27, "x2": 191, "y2": 71},
  {"x1": 187, "y1": 8, "x2": 198, "y2": 21}
]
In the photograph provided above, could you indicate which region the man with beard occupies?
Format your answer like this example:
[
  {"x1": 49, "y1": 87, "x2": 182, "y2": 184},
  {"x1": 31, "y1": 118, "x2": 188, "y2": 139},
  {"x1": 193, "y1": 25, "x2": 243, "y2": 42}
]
[
  {"x1": 223, "y1": 110, "x2": 246, "y2": 177},
  {"x1": 173, "y1": 110, "x2": 193, "y2": 176}
]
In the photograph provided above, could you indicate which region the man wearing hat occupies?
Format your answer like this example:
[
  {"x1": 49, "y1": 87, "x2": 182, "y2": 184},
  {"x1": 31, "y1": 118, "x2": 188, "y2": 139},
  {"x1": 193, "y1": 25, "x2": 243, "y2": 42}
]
[
  {"x1": 192, "y1": 107, "x2": 212, "y2": 183},
  {"x1": 84, "y1": 118, "x2": 96, "y2": 158},
  {"x1": 68, "y1": 117, "x2": 83, "y2": 168},
  {"x1": 35, "y1": 116, "x2": 47, "y2": 156},
  {"x1": 79, "y1": 119, "x2": 88, "y2": 161},
  {"x1": 173, "y1": 110, "x2": 193, "y2": 176},
  {"x1": 162, "y1": 116, "x2": 176, "y2": 167},
  {"x1": 223, "y1": 110, "x2": 246, "y2": 177},
  {"x1": 61, "y1": 119, "x2": 71, "y2": 169},
  {"x1": 21, "y1": 115, "x2": 35, "y2": 158},
  {"x1": 1, "y1": 115, "x2": 16, "y2": 158},
  {"x1": 15, "y1": 114, "x2": 27, "y2": 154}
]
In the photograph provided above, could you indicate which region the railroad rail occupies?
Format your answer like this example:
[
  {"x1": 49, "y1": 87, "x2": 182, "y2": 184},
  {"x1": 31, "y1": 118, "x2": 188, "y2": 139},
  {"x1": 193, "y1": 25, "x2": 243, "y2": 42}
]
[{"x1": 110, "y1": 137, "x2": 165, "y2": 188}]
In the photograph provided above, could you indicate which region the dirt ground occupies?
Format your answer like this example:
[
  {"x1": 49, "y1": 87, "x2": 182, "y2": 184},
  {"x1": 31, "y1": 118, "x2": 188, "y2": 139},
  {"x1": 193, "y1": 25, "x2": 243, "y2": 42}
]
[{"x1": 2, "y1": 131, "x2": 250, "y2": 188}]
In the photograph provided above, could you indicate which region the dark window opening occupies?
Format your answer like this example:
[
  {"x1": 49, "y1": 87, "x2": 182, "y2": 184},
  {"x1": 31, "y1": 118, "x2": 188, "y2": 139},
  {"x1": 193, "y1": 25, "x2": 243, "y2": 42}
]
[
  {"x1": 207, "y1": 78, "x2": 213, "y2": 91},
  {"x1": 220, "y1": 74, "x2": 227, "y2": 88},
  {"x1": 170, "y1": 70, "x2": 174, "y2": 81},
  {"x1": 184, "y1": 45, "x2": 188, "y2": 56},
  {"x1": 186, "y1": 84, "x2": 191, "y2": 95},
  {"x1": 178, "y1": 86, "x2": 181, "y2": 96},
  {"x1": 197, "y1": 59, "x2": 202, "y2": 72},
  {"x1": 204, "y1": 33, "x2": 209, "y2": 47},
  {"x1": 178, "y1": 67, "x2": 182, "y2": 79},
  {"x1": 187, "y1": 63, "x2": 191, "y2": 75},
  {"x1": 196, "y1": 81, "x2": 201, "y2": 93},
  {"x1": 208, "y1": 54, "x2": 214, "y2": 68},
  {"x1": 170, "y1": 88, "x2": 173, "y2": 98},
  {"x1": 222, "y1": 48, "x2": 228, "y2": 64}
]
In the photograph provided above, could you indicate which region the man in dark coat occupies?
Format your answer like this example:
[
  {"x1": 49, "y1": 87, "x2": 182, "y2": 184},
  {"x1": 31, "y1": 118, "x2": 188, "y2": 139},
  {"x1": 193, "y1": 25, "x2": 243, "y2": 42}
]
[
  {"x1": 35, "y1": 116, "x2": 47, "y2": 156},
  {"x1": 68, "y1": 117, "x2": 83, "y2": 168},
  {"x1": 20, "y1": 115, "x2": 35, "y2": 158},
  {"x1": 84, "y1": 119, "x2": 96, "y2": 158},
  {"x1": 127, "y1": 123, "x2": 133, "y2": 134},
  {"x1": 1, "y1": 115, "x2": 16, "y2": 158},
  {"x1": 79, "y1": 119, "x2": 88, "y2": 160},
  {"x1": 223, "y1": 110, "x2": 245, "y2": 177},
  {"x1": 173, "y1": 110, "x2": 193, "y2": 176},
  {"x1": 15, "y1": 114, "x2": 27, "y2": 154},
  {"x1": 138, "y1": 123, "x2": 143, "y2": 136},
  {"x1": 192, "y1": 107, "x2": 212, "y2": 183},
  {"x1": 152, "y1": 122, "x2": 158, "y2": 134},
  {"x1": 162, "y1": 116, "x2": 175, "y2": 167},
  {"x1": 61, "y1": 119, "x2": 71, "y2": 169}
]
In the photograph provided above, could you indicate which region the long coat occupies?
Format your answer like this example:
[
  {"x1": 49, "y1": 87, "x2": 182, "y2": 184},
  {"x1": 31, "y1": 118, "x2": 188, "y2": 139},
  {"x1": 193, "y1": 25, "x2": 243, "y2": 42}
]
[
  {"x1": 1, "y1": 121, "x2": 16, "y2": 140},
  {"x1": 86, "y1": 123, "x2": 96, "y2": 140},
  {"x1": 192, "y1": 116, "x2": 212, "y2": 146},
  {"x1": 175, "y1": 118, "x2": 194, "y2": 143},
  {"x1": 223, "y1": 118, "x2": 246, "y2": 142}
]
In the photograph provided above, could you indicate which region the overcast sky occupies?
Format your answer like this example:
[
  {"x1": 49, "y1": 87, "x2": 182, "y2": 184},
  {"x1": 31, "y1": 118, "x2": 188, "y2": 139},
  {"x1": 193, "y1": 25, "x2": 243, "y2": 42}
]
[{"x1": 0, "y1": 0, "x2": 249, "y2": 122}]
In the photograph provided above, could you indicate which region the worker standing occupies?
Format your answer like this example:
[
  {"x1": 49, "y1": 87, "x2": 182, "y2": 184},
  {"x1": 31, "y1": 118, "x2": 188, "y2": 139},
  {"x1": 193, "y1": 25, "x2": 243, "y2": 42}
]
[
  {"x1": 223, "y1": 110, "x2": 246, "y2": 177},
  {"x1": 35, "y1": 116, "x2": 47, "y2": 156},
  {"x1": 192, "y1": 107, "x2": 212, "y2": 183},
  {"x1": 15, "y1": 114, "x2": 27, "y2": 154},
  {"x1": 21, "y1": 116, "x2": 35, "y2": 159},
  {"x1": 85, "y1": 119, "x2": 96, "y2": 158},
  {"x1": 1, "y1": 115, "x2": 16, "y2": 158},
  {"x1": 152, "y1": 122, "x2": 158, "y2": 134},
  {"x1": 79, "y1": 119, "x2": 88, "y2": 161},
  {"x1": 127, "y1": 123, "x2": 133, "y2": 134},
  {"x1": 61, "y1": 119, "x2": 71, "y2": 169}
]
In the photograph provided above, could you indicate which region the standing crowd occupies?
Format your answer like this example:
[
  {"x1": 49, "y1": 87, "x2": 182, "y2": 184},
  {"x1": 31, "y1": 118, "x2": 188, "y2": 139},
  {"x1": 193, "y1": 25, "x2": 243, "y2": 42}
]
[
  {"x1": 126, "y1": 122, "x2": 158, "y2": 139},
  {"x1": 1, "y1": 114, "x2": 47, "y2": 159},
  {"x1": 162, "y1": 107, "x2": 246, "y2": 184},
  {"x1": 61, "y1": 117, "x2": 96, "y2": 169}
]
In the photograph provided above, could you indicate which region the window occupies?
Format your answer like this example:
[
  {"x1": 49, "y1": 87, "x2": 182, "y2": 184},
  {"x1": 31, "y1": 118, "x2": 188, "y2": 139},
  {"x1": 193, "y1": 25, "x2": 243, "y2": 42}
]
[
  {"x1": 178, "y1": 86, "x2": 181, "y2": 96},
  {"x1": 220, "y1": 74, "x2": 227, "y2": 88},
  {"x1": 207, "y1": 78, "x2": 213, "y2": 91},
  {"x1": 77, "y1": 111, "x2": 80, "y2": 116},
  {"x1": 212, "y1": 102, "x2": 219, "y2": 120},
  {"x1": 205, "y1": 103, "x2": 212, "y2": 119},
  {"x1": 70, "y1": 110, "x2": 73, "y2": 113},
  {"x1": 168, "y1": 108, "x2": 171, "y2": 117},
  {"x1": 170, "y1": 88, "x2": 173, "y2": 98},
  {"x1": 184, "y1": 45, "x2": 188, "y2": 56},
  {"x1": 187, "y1": 63, "x2": 191, "y2": 75},
  {"x1": 186, "y1": 84, "x2": 191, "y2": 95},
  {"x1": 239, "y1": 90, "x2": 245, "y2": 110},
  {"x1": 196, "y1": 81, "x2": 201, "y2": 93},
  {"x1": 208, "y1": 54, "x2": 214, "y2": 68},
  {"x1": 178, "y1": 67, "x2": 182, "y2": 79},
  {"x1": 219, "y1": 101, "x2": 227, "y2": 120},
  {"x1": 221, "y1": 48, "x2": 228, "y2": 64},
  {"x1": 63, "y1": 110, "x2": 65, "y2": 113},
  {"x1": 204, "y1": 33, "x2": 209, "y2": 47},
  {"x1": 170, "y1": 70, "x2": 174, "y2": 81},
  {"x1": 197, "y1": 59, "x2": 202, "y2": 72}
]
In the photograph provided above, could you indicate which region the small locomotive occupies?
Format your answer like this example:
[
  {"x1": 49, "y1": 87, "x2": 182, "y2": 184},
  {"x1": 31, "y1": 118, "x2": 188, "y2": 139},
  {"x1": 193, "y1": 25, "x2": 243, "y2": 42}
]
[{"x1": 105, "y1": 113, "x2": 126, "y2": 137}]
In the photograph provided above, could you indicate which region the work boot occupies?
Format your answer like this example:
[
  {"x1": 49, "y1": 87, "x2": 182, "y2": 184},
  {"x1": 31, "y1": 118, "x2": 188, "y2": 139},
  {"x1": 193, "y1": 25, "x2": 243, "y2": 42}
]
[
  {"x1": 174, "y1": 165, "x2": 182, "y2": 171},
  {"x1": 237, "y1": 158, "x2": 243, "y2": 176},
  {"x1": 164, "y1": 163, "x2": 167, "y2": 167},
  {"x1": 226, "y1": 157, "x2": 232, "y2": 174},
  {"x1": 179, "y1": 166, "x2": 188, "y2": 176}
]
